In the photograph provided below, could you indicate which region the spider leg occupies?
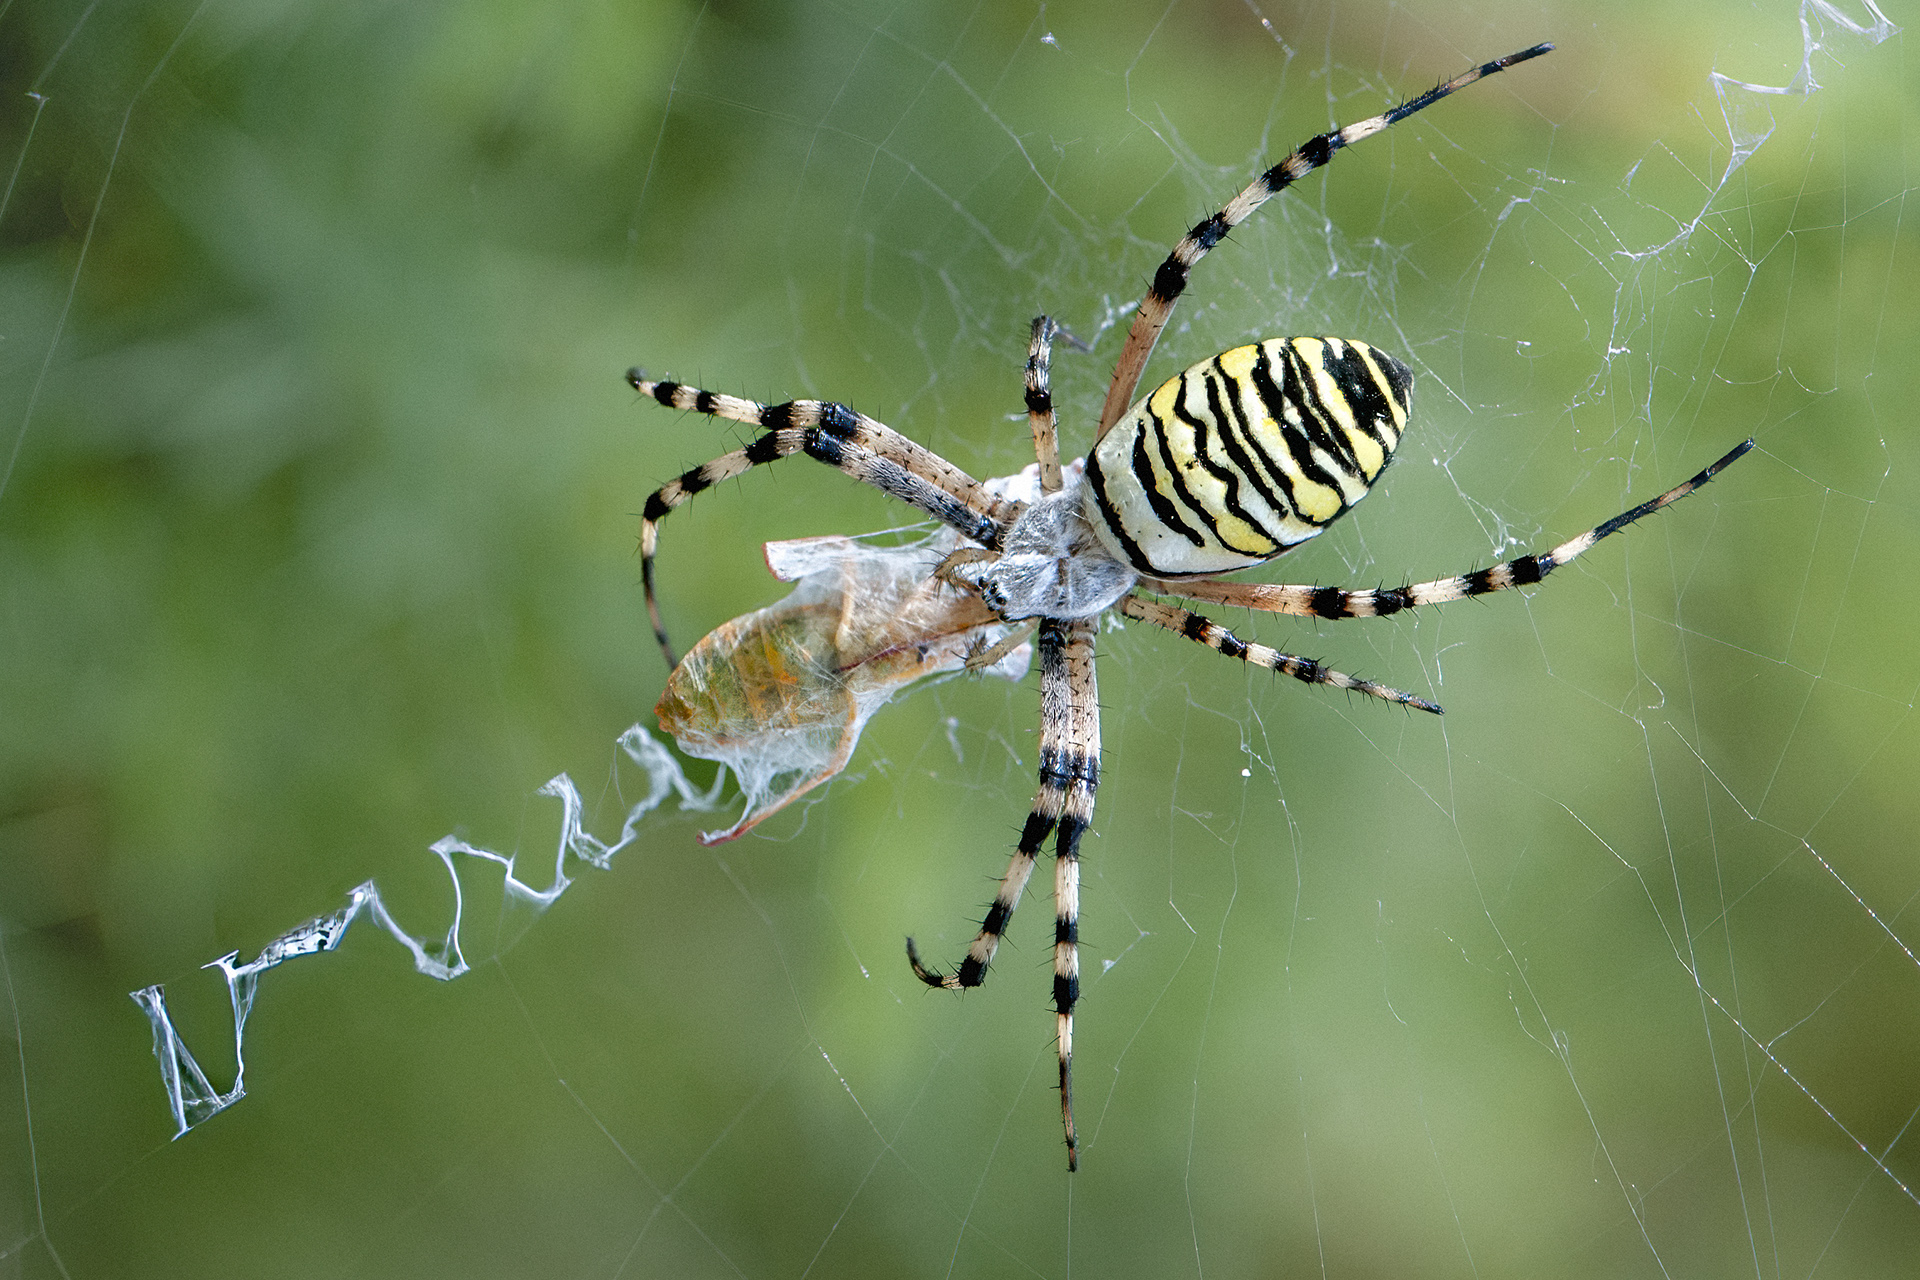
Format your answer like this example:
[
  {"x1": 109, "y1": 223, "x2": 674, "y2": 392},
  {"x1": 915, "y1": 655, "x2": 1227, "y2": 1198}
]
[
  {"x1": 630, "y1": 370, "x2": 1019, "y2": 667},
  {"x1": 904, "y1": 616, "x2": 1099, "y2": 1171},
  {"x1": 1145, "y1": 439, "x2": 1755, "y2": 622},
  {"x1": 1119, "y1": 595, "x2": 1441, "y2": 712},
  {"x1": 964, "y1": 618, "x2": 1037, "y2": 671},
  {"x1": 1052, "y1": 617, "x2": 1099, "y2": 1172},
  {"x1": 1025, "y1": 316, "x2": 1065, "y2": 494},
  {"x1": 905, "y1": 616, "x2": 1075, "y2": 990},
  {"x1": 1095, "y1": 43, "x2": 1553, "y2": 438}
]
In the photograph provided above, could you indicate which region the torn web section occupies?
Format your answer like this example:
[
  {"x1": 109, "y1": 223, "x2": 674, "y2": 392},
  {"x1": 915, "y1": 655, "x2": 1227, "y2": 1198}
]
[
  {"x1": 126, "y1": 726, "x2": 716, "y2": 1139},
  {"x1": 656, "y1": 465, "x2": 1054, "y2": 843}
]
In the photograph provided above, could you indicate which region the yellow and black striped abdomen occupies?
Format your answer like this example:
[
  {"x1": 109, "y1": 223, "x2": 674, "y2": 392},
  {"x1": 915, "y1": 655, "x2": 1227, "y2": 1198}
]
[{"x1": 1082, "y1": 337, "x2": 1413, "y2": 577}]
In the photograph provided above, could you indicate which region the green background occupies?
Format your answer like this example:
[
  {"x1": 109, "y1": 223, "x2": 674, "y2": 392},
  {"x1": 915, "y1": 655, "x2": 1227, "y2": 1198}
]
[{"x1": 2, "y1": 0, "x2": 1916, "y2": 1275}]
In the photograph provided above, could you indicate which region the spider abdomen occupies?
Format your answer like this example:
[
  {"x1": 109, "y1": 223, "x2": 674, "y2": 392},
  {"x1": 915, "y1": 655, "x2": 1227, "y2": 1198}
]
[{"x1": 1083, "y1": 337, "x2": 1413, "y2": 577}]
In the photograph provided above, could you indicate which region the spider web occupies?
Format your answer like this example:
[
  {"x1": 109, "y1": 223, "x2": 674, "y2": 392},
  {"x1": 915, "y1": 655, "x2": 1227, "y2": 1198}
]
[{"x1": 1, "y1": 0, "x2": 1915, "y2": 1275}]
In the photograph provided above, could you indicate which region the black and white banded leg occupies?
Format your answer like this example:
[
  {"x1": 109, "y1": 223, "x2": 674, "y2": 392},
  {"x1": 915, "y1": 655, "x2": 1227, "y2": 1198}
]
[
  {"x1": 1050, "y1": 617, "x2": 1099, "y2": 1171},
  {"x1": 1119, "y1": 596, "x2": 1442, "y2": 712},
  {"x1": 629, "y1": 370, "x2": 1018, "y2": 666},
  {"x1": 1095, "y1": 43, "x2": 1555, "y2": 438},
  {"x1": 906, "y1": 616, "x2": 1101, "y2": 1170},
  {"x1": 1025, "y1": 315, "x2": 1066, "y2": 494},
  {"x1": 1149, "y1": 439, "x2": 1755, "y2": 623}
]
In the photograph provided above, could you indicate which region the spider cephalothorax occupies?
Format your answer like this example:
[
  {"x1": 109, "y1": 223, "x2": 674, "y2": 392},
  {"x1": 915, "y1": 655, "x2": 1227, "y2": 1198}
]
[
  {"x1": 961, "y1": 488, "x2": 1135, "y2": 621},
  {"x1": 629, "y1": 42, "x2": 1752, "y2": 1170}
]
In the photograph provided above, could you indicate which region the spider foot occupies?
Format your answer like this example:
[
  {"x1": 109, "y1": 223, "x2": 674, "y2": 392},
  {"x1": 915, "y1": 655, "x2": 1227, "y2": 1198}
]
[
  {"x1": 905, "y1": 937, "x2": 976, "y2": 990},
  {"x1": 1052, "y1": 324, "x2": 1093, "y2": 354}
]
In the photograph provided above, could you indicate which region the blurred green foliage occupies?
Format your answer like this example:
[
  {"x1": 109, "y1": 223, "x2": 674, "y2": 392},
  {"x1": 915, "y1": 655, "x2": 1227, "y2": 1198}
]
[{"x1": 1, "y1": 0, "x2": 1916, "y2": 1276}]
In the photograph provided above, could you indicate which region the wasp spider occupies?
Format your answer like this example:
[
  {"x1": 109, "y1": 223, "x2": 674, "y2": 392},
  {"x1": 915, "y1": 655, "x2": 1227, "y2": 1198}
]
[{"x1": 631, "y1": 42, "x2": 1752, "y2": 1171}]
